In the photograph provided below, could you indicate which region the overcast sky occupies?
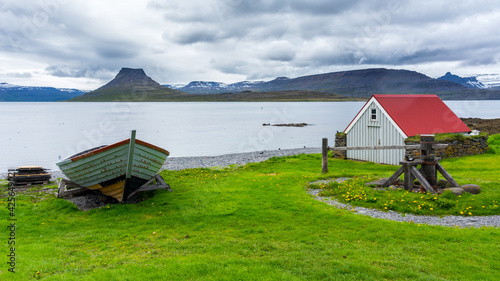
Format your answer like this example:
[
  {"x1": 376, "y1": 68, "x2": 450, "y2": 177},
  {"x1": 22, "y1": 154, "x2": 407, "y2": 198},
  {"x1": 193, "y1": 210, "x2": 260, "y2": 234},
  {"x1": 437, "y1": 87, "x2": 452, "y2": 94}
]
[{"x1": 1, "y1": 0, "x2": 500, "y2": 90}]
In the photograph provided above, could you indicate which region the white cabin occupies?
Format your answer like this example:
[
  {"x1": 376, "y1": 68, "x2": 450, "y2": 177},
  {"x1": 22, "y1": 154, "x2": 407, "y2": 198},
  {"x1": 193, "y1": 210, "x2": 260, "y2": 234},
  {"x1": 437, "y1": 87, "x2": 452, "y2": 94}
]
[{"x1": 343, "y1": 95, "x2": 470, "y2": 165}]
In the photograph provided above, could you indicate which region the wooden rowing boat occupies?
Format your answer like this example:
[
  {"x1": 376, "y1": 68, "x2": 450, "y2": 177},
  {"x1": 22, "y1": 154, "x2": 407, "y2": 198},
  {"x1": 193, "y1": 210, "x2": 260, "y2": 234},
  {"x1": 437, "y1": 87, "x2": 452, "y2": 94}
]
[{"x1": 56, "y1": 130, "x2": 169, "y2": 202}]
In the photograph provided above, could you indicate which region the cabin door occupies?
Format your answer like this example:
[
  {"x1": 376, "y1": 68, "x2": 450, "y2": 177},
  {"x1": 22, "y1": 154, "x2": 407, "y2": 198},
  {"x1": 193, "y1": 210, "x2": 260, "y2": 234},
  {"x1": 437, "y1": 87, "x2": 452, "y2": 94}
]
[{"x1": 367, "y1": 126, "x2": 381, "y2": 163}]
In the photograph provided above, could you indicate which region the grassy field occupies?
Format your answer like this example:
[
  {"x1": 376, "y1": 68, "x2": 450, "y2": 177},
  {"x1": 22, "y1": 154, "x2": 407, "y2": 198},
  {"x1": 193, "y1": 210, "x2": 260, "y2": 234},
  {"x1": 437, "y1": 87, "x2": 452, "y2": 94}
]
[{"x1": 1, "y1": 136, "x2": 499, "y2": 280}]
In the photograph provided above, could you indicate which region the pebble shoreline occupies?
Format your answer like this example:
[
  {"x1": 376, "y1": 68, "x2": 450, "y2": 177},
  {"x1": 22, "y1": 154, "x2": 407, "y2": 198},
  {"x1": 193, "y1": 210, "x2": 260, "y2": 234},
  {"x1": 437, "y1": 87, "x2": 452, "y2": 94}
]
[
  {"x1": 160, "y1": 147, "x2": 322, "y2": 171},
  {"x1": 3, "y1": 148, "x2": 498, "y2": 227}
]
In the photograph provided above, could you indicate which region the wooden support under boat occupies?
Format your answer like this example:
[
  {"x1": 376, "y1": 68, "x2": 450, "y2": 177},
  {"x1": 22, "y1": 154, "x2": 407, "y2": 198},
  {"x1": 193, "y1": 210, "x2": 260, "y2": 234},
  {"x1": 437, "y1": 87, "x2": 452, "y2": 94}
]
[
  {"x1": 57, "y1": 174, "x2": 172, "y2": 201},
  {"x1": 57, "y1": 179, "x2": 91, "y2": 198},
  {"x1": 126, "y1": 174, "x2": 172, "y2": 200}
]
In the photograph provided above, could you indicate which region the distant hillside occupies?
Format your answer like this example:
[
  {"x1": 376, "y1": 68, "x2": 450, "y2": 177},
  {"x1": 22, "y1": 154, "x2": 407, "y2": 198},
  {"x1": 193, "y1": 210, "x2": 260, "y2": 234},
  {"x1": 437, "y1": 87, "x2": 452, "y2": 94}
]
[
  {"x1": 165, "y1": 68, "x2": 500, "y2": 100},
  {"x1": 0, "y1": 83, "x2": 86, "y2": 101},
  {"x1": 165, "y1": 68, "x2": 467, "y2": 95},
  {"x1": 257, "y1": 68, "x2": 467, "y2": 96},
  {"x1": 150, "y1": 90, "x2": 360, "y2": 102},
  {"x1": 437, "y1": 72, "x2": 486, "y2": 89},
  {"x1": 70, "y1": 68, "x2": 187, "y2": 101}
]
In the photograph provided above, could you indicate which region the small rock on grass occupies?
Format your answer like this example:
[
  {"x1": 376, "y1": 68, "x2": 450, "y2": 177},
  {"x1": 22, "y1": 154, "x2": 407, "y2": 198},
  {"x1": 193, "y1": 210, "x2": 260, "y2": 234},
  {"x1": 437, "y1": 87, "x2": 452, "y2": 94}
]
[
  {"x1": 440, "y1": 187, "x2": 465, "y2": 196},
  {"x1": 461, "y1": 184, "x2": 482, "y2": 194}
]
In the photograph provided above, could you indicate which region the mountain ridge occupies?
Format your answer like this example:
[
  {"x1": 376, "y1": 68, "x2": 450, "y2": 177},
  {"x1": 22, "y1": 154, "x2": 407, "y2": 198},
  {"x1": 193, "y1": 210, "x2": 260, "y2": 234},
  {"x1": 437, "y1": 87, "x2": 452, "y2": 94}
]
[
  {"x1": 165, "y1": 68, "x2": 468, "y2": 96},
  {"x1": 0, "y1": 82, "x2": 87, "y2": 101},
  {"x1": 70, "y1": 67, "x2": 187, "y2": 101},
  {"x1": 437, "y1": 72, "x2": 487, "y2": 89},
  {"x1": 5, "y1": 67, "x2": 500, "y2": 101}
]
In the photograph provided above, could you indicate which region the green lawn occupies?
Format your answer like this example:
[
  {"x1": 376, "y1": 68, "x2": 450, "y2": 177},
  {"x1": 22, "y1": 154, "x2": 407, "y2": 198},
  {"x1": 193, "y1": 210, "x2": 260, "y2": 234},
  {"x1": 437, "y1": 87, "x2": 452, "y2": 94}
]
[{"x1": 1, "y1": 137, "x2": 499, "y2": 280}]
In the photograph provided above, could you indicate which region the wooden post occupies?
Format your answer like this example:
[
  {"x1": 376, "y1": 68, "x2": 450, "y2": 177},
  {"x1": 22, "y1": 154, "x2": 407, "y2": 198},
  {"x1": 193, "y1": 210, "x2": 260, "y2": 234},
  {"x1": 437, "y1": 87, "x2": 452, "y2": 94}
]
[
  {"x1": 122, "y1": 130, "x2": 137, "y2": 202},
  {"x1": 322, "y1": 138, "x2": 328, "y2": 174},
  {"x1": 420, "y1": 134, "x2": 437, "y2": 189},
  {"x1": 403, "y1": 164, "x2": 412, "y2": 190}
]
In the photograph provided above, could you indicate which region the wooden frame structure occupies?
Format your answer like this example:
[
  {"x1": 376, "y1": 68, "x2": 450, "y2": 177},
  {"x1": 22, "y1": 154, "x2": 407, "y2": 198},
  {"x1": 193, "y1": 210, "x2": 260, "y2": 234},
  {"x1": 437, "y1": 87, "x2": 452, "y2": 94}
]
[
  {"x1": 321, "y1": 135, "x2": 459, "y2": 194},
  {"x1": 321, "y1": 138, "x2": 447, "y2": 172},
  {"x1": 381, "y1": 135, "x2": 459, "y2": 193}
]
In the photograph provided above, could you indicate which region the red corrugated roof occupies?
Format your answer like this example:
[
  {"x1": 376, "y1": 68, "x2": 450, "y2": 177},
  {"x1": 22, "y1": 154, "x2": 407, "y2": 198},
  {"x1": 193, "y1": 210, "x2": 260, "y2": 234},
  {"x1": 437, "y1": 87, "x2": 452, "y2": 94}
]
[{"x1": 371, "y1": 94, "x2": 470, "y2": 137}]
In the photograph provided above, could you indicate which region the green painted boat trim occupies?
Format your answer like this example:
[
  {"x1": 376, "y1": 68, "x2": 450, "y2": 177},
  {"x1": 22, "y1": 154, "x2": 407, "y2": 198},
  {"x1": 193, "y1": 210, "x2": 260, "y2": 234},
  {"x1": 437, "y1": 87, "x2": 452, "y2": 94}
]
[{"x1": 56, "y1": 136, "x2": 168, "y2": 188}]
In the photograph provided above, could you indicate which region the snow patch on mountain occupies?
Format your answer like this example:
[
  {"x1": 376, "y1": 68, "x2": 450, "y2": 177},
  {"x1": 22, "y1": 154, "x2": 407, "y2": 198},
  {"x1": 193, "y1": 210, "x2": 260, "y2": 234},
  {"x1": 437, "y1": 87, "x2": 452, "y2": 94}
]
[
  {"x1": 164, "y1": 80, "x2": 265, "y2": 94},
  {"x1": 474, "y1": 74, "x2": 500, "y2": 88},
  {"x1": 0, "y1": 82, "x2": 87, "y2": 101},
  {"x1": 0, "y1": 82, "x2": 20, "y2": 88}
]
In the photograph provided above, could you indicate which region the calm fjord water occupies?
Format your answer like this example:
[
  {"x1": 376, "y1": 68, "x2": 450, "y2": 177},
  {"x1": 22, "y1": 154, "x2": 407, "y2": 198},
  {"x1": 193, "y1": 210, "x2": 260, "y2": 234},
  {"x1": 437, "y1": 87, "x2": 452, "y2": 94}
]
[{"x1": 1, "y1": 101, "x2": 499, "y2": 171}]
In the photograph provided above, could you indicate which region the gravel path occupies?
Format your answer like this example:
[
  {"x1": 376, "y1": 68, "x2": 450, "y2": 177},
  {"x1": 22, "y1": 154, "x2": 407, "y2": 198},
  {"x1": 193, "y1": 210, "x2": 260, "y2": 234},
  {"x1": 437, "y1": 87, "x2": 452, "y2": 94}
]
[{"x1": 308, "y1": 189, "x2": 500, "y2": 228}]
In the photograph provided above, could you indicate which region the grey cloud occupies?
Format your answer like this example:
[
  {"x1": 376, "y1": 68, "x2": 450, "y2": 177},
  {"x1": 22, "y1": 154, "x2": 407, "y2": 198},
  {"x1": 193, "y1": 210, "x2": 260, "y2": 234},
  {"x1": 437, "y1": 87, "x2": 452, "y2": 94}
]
[
  {"x1": 264, "y1": 51, "x2": 295, "y2": 62},
  {"x1": 3, "y1": 0, "x2": 500, "y2": 87},
  {"x1": 165, "y1": 28, "x2": 224, "y2": 45},
  {"x1": 5, "y1": 72, "x2": 33, "y2": 78},
  {"x1": 260, "y1": 41, "x2": 296, "y2": 61},
  {"x1": 216, "y1": 0, "x2": 366, "y2": 16},
  {"x1": 45, "y1": 65, "x2": 89, "y2": 78},
  {"x1": 210, "y1": 58, "x2": 247, "y2": 75},
  {"x1": 45, "y1": 65, "x2": 114, "y2": 79},
  {"x1": 95, "y1": 43, "x2": 139, "y2": 60}
]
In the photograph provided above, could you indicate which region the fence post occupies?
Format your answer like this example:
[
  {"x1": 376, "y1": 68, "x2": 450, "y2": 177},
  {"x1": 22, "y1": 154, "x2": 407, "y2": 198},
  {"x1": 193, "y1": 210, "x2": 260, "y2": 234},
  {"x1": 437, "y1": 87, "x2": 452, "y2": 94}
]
[{"x1": 322, "y1": 138, "x2": 328, "y2": 174}]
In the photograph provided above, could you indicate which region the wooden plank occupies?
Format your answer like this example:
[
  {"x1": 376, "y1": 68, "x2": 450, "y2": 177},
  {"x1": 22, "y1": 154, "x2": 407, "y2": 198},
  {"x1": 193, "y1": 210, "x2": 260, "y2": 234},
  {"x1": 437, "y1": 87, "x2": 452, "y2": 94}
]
[
  {"x1": 322, "y1": 138, "x2": 328, "y2": 174},
  {"x1": 57, "y1": 179, "x2": 66, "y2": 198},
  {"x1": 60, "y1": 187, "x2": 90, "y2": 197},
  {"x1": 436, "y1": 162, "x2": 460, "y2": 187},
  {"x1": 409, "y1": 166, "x2": 436, "y2": 194},
  {"x1": 329, "y1": 144, "x2": 448, "y2": 151},
  {"x1": 331, "y1": 145, "x2": 418, "y2": 151},
  {"x1": 127, "y1": 174, "x2": 172, "y2": 200},
  {"x1": 382, "y1": 166, "x2": 404, "y2": 187},
  {"x1": 125, "y1": 130, "x2": 137, "y2": 180},
  {"x1": 153, "y1": 174, "x2": 172, "y2": 192},
  {"x1": 132, "y1": 184, "x2": 171, "y2": 193},
  {"x1": 57, "y1": 179, "x2": 91, "y2": 197}
]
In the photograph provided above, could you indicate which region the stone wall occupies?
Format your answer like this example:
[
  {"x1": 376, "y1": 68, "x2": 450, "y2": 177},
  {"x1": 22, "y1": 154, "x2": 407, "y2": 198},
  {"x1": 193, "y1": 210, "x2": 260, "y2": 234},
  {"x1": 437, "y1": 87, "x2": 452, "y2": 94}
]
[
  {"x1": 405, "y1": 136, "x2": 489, "y2": 159},
  {"x1": 333, "y1": 133, "x2": 347, "y2": 159}
]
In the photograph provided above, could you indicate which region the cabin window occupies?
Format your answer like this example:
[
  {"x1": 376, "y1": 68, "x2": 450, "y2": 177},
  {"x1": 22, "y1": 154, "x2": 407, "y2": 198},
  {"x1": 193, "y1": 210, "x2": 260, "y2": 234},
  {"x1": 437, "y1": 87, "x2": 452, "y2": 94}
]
[{"x1": 370, "y1": 109, "x2": 378, "y2": 121}]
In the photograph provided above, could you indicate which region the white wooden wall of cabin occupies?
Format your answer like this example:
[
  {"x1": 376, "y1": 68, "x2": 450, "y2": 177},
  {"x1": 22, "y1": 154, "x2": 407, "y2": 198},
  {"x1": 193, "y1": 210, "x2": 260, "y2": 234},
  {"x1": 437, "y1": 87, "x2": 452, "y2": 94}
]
[{"x1": 346, "y1": 102, "x2": 406, "y2": 165}]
